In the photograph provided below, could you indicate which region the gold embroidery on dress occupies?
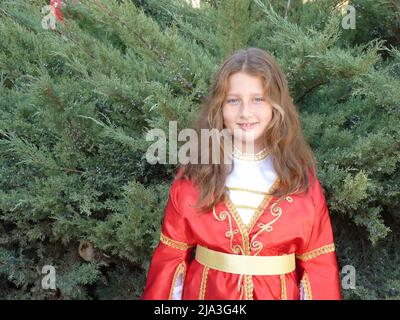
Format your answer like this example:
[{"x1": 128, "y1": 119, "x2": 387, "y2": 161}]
[
  {"x1": 224, "y1": 199, "x2": 250, "y2": 254},
  {"x1": 296, "y1": 243, "x2": 335, "y2": 262},
  {"x1": 169, "y1": 261, "x2": 186, "y2": 300},
  {"x1": 250, "y1": 200, "x2": 285, "y2": 256},
  {"x1": 212, "y1": 207, "x2": 243, "y2": 255},
  {"x1": 199, "y1": 266, "x2": 209, "y2": 300},
  {"x1": 160, "y1": 232, "x2": 194, "y2": 251},
  {"x1": 226, "y1": 187, "x2": 269, "y2": 195},
  {"x1": 246, "y1": 179, "x2": 281, "y2": 233},
  {"x1": 235, "y1": 204, "x2": 259, "y2": 210},
  {"x1": 249, "y1": 194, "x2": 294, "y2": 256},
  {"x1": 300, "y1": 272, "x2": 312, "y2": 300},
  {"x1": 285, "y1": 196, "x2": 293, "y2": 202},
  {"x1": 244, "y1": 275, "x2": 254, "y2": 300},
  {"x1": 215, "y1": 177, "x2": 282, "y2": 300},
  {"x1": 232, "y1": 145, "x2": 270, "y2": 161},
  {"x1": 235, "y1": 274, "x2": 254, "y2": 300},
  {"x1": 213, "y1": 205, "x2": 248, "y2": 299},
  {"x1": 280, "y1": 274, "x2": 288, "y2": 300},
  {"x1": 238, "y1": 274, "x2": 244, "y2": 300}
]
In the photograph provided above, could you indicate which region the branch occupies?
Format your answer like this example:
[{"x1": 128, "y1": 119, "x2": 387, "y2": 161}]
[{"x1": 295, "y1": 80, "x2": 329, "y2": 103}]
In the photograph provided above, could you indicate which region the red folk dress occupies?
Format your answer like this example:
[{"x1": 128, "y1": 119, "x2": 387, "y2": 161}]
[{"x1": 141, "y1": 170, "x2": 342, "y2": 300}]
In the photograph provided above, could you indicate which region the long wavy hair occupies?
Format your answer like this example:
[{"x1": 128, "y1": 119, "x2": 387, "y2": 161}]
[{"x1": 176, "y1": 47, "x2": 317, "y2": 213}]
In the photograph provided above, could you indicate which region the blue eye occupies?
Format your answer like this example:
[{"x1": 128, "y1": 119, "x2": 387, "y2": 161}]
[
  {"x1": 227, "y1": 98, "x2": 240, "y2": 105},
  {"x1": 254, "y1": 97, "x2": 265, "y2": 103}
]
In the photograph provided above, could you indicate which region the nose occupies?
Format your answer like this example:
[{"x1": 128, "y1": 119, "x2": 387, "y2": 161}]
[{"x1": 239, "y1": 100, "x2": 252, "y2": 117}]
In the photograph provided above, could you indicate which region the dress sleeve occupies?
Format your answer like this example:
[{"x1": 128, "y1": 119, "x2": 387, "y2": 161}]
[
  {"x1": 296, "y1": 176, "x2": 342, "y2": 300},
  {"x1": 140, "y1": 179, "x2": 196, "y2": 300}
]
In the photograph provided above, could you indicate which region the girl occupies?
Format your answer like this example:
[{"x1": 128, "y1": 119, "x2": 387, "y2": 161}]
[{"x1": 141, "y1": 47, "x2": 342, "y2": 300}]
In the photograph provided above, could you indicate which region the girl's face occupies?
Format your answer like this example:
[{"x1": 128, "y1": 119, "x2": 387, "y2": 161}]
[{"x1": 222, "y1": 71, "x2": 273, "y2": 153}]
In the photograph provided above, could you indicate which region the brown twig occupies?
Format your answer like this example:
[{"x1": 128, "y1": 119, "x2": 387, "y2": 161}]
[{"x1": 295, "y1": 80, "x2": 329, "y2": 103}]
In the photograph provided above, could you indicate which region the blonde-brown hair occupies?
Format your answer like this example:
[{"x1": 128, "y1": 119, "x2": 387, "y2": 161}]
[{"x1": 177, "y1": 47, "x2": 317, "y2": 213}]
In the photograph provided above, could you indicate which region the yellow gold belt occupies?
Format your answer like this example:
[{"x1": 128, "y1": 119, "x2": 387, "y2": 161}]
[{"x1": 195, "y1": 245, "x2": 295, "y2": 275}]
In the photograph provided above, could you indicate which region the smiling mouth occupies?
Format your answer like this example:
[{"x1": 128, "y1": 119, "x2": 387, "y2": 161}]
[{"x1": 237, "y1": 122, "x2": 258, "y2": 130}]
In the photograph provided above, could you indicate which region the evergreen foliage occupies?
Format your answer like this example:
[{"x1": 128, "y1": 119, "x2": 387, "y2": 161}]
[{"x1": 0, "y1": 0, "x2": 399, "y2": 299}]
